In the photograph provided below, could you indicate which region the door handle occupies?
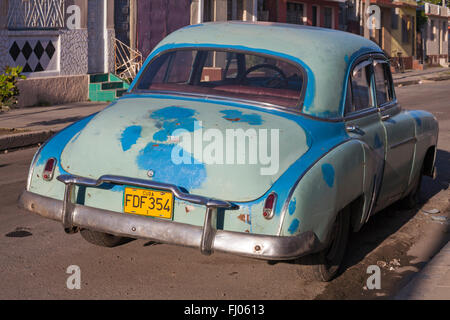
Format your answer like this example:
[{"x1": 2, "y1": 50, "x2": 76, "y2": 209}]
[
  {"x1": 346, "y1": 124, "x2": 365, "y2": 135},
  {"x1": 381, "y1": 114, "x2": 391, "y2": 121}
]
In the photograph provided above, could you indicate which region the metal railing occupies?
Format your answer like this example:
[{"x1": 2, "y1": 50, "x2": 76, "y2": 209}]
[{"x1": 114, "y1": 38, "x2": 143, "y2": 82}]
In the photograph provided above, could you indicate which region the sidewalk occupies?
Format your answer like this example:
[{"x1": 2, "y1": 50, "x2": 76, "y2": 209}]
[
  {"x1": 396, "y1": 241, "x2": 450, "y2": 300},
  {"x1": 392, "y1": 67, "x2": 450, "y2": 87},
  {"x1": 0, "y1": 101, "x2": 108, "y2": 151}
]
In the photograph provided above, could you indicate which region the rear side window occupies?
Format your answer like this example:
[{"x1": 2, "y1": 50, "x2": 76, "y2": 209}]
[
  {"x1": 373, "y1": 61, "x2": 394, "y2": 106},
  {"x1": 345, "y1": 61, "x2": 374, "y2": 114}
]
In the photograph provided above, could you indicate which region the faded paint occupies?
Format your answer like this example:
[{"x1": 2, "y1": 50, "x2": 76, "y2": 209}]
[
  {"x1": 288, "y1": 218, "x2": 300, "y2": 234},
  {"x1": 321, "y1": 164, "x2": 335, "y2": 188},
  {"x1": 288, "y1": 197, "x2": 296, "y2": 215},
  {"x1": 220, "y1": 110, "x2": 263, "y2": 125}
]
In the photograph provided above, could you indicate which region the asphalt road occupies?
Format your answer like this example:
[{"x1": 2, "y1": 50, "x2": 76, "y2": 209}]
[{"x1": 0, "y1": 80, "x2": 449, "y2": 300}]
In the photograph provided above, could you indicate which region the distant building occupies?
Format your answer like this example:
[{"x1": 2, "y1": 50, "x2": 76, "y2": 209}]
[
  {"x1": 343, "y1": 0, "x2": 419, "y2": 70},
  {"x1": 418, "y1": 2, "x2": 449, "y2": 67}
]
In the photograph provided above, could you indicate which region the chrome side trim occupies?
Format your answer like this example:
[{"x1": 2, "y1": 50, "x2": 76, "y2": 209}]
[
  {"x1": 18, "y1": 190, "x2": 319, "y2": 260},
  {"x1": 390, "y1": 137, "x2": 417, "y2": 150}
]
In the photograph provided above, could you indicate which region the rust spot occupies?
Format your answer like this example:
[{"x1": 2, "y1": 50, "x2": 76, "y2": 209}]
[
  {"x1": 153, "y1": 144, "x2": 159, "y2": 147},
  {"x1": 237, "y1": 214, "x2": 250, "y2": 224},
  {"x1": 225, "y1": 118, "x2": 240, "y2": 122},
  {"x1": 176, "y1": 123, "x2": 180, "y2": 125},
  {"x1": 245, "y1": 229, "x2": 250, "y2": 233}
]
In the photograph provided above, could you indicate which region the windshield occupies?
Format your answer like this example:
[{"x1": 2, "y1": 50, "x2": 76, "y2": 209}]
[{"x1": 134, "y1": 49, "x2": 305, "y2": 109}]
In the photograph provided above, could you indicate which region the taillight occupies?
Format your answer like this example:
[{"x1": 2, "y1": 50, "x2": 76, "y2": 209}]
[
  {"x1": 263, "y1": 192, "x2": 277, "y2": 220},
  {"x1": 42, "y1": 158, "x2": 56, "y2": 181}
]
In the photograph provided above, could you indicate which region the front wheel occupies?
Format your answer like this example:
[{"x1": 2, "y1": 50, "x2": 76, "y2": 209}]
[
  {"x1": 297, "y1": 207, "x2": 350, "y2": 282},
  {"x1": 80, "y1": 229, "x2": 132, "y2": 247}
]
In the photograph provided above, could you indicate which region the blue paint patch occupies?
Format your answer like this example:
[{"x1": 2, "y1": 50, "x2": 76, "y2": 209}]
[
  {"x1": 150, "y1": 106, "x2": 199, "y2": 142},
  {"x1": 410, "y1": 111, "x2": 422, "y2": 126},
  {"x1": 374, "y1": 133, "x2": 383, "y2": 150},
  {"x1": 288, "y1": 218, "x2": 300, "y2": 234},
  {"x1": 220, "y1": 110, "x2": 263, "y2": 125},
  {"x1": 120, "y1": 125, "x2": 142, "y2": 151},
  {"x1": 288, "y1": 197, "x2": 296, "y2": 215},
  {"x1": 136, "y1": 143, "x2": 206, "y2": 190},
  {"x1": 321, "y1": 163, "x2": 335, "y2": 188}
]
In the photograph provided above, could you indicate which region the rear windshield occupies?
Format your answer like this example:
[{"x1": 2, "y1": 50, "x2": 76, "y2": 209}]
[{"x1": 134, "y1": 49, "x2": 305, "y2": 109}]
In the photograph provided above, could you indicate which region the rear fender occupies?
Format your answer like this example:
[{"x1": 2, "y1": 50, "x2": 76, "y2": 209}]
[{"x1": 280, "y1": 139, "x2": 378, "y2": 245}]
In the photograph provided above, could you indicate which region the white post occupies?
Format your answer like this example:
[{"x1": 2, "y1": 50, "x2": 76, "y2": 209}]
[
  {"x1": 199, "y1": 0, "x2": 204, "y2": 23},
  {"x1": 103, "y1": 0, "x2": 108, "y2": 73}
]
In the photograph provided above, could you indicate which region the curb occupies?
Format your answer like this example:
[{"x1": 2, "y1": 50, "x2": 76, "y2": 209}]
[
  {"x1": 0, "y1": 130, "x2": 56, "y2": 151},
  {"x1": 395, "y1": 241, "x2": 450, "y2": 300},
  {"x1": 394, "y1": 74, "x2": 450, "y2": 87}
]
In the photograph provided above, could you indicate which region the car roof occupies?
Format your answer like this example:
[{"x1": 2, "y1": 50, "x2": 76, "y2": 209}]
[{"x1": 150, "y1": 21, "x2": 384, "y2": 119}]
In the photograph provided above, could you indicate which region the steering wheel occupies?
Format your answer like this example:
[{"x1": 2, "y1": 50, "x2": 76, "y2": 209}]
[{"x1": 239, "y1": 63, "x2": 288, "y2": 88}]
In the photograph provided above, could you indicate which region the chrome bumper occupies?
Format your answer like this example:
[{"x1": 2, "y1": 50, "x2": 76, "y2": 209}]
[{"x1": 18, "y1": 175, "x2": 318, "y2": 260}]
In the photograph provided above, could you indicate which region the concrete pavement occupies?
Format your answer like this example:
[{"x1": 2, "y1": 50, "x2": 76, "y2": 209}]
[
  {"x1": 0, "y1": 102, "x2": 107, "y2": 151},
  {"x1": 396, "y1": 241, "x2": 450, "y2": 300},
  {"x1": 392, "y1": 67, "x2": 450, "y2": 87}
]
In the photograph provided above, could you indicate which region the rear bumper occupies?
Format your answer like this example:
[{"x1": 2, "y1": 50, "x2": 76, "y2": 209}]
[{"x1": 18, "y1": 186, "x2": 318, "y2": 261}]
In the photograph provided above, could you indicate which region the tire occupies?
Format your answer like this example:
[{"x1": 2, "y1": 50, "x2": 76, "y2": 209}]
[
  {"x1": 80, "y1": 229, "x2": 132, "y2": 248},
  {"x1": 399, "y1": 166, "x2": 423, "y2": 210},
  {"x1": 297, "y1": 207, "x2": 350, "y2": 282}
]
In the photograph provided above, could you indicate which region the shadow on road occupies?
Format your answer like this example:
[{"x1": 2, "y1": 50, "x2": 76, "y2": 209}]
[{"x1": 26, "y1": 116, "x2": 84, "y2": 127}]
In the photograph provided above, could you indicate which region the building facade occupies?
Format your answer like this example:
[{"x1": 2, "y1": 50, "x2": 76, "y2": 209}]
[
  {"x1": 0, "y1": 0, "x2": 116, "y2": 106},
  {"x1": 418, "y1": 2, "x2": 449, "y2": 66}
]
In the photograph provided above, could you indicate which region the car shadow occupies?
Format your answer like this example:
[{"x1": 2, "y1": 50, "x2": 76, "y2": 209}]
[{"x1": 26, "y1": 116, "x2": 84, "y2": 127}]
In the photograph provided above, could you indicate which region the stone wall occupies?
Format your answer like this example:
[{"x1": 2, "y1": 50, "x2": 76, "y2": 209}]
[
  {"x1": 16, "y1": 75, "x2": 89, "y2": 107},
  {"x1": 0, "y1": 30, "x2": 8, "y2": 70}
]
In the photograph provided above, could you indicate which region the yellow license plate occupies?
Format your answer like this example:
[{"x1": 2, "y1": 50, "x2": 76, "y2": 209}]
[{"x1": 123, "y1": 187, "x2": 173, "y2": 219}]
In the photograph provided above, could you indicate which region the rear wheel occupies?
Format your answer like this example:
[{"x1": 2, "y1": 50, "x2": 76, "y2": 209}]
[
  {"x1": 297, "y1": 207, "x2": 350, "y2": 282},
  {"x1": 80, "y1": 229, "x2": 132, "y2": 248},
  {"x1": 399, "y1": 165, "x2": 423, "y2": 210}
]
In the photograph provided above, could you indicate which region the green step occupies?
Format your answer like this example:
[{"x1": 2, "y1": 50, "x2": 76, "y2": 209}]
[
  {"x1": 89, "y1": 73, "x2": 131, "y2": 102},
  {"x1": 116, "y1": 89, "x2": 127, "y2": 98},
  {"x1": 89, "y1": 73, "x2": 109, "y2": 83},
  {"x1": 102, "y1": 82, "x2": 124, "y2": 90}
]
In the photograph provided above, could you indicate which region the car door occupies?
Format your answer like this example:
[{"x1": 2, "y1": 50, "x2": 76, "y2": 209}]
[
  {"x1": 344, "y1": 58, "x2": 386, "y2": 218},
  {"x1": 373, "y1": 59, "x2": 416, "y2": 208}
]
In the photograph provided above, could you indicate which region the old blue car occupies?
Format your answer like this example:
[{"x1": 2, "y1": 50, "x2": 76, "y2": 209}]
[{"x1": 19, "y1": 22, "x2": 439, "y2": 281}]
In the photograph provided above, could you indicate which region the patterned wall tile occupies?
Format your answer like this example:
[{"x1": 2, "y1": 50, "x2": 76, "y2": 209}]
[
  {"x1": 60, "y1": 29, "x2": 89, "y2": 76},
  {"x1": 6, "y1": 37, "x2": 58, "y2": 73}
]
